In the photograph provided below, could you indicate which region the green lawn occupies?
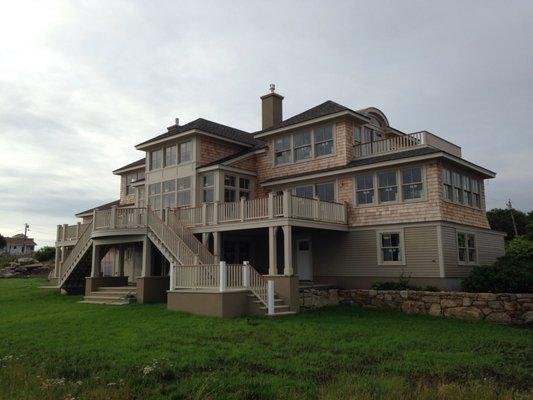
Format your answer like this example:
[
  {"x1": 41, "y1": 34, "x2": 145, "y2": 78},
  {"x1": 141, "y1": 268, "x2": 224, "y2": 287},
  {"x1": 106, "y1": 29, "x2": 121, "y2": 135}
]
[{"x1": 0, "y1": 279, "x2": 531, "y2": 400}]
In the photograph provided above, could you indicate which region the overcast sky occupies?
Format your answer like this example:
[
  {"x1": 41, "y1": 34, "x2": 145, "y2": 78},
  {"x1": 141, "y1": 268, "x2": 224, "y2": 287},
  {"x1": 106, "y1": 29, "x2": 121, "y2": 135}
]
[{"x1": 1, "y1": 1, "x2": 532, "y2": 247}]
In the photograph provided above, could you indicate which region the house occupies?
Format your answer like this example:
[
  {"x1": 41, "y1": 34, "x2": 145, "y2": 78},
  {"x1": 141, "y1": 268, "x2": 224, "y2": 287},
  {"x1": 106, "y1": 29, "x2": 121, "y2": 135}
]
[
  {"x1": 4, "y1": 234, "x2": 36, "y2": 255},
  {"x1": 50, "y1": 86, "x2": 505, "y2": 317}
]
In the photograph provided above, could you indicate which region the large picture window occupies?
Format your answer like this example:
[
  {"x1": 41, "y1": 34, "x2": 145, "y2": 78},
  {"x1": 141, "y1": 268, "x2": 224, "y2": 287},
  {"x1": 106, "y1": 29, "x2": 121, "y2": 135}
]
[
  {"x1": 378, "y1": 231, "x2": 404, "y2": 265},
  {"x1": 378, "y1": 170, "x2": 398, "y2": 203},
  {"x1": 177, "y1": 177, "x2": 191, "y2": 207},
  {"x1": 402, "y1": 167, "x2": 423, "y2": 200},
  {"x1": 457, "y1": 232, "x2": 477, "y2": 264}
]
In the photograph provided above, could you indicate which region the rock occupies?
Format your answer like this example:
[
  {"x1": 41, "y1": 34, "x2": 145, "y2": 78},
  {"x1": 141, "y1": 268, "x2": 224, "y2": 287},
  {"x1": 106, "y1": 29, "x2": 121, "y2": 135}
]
[
  {"x1": 443, "y1": 307, "x2": 483, "y2": 320},
  {"x1": 477, "y1": 293, "x2": 497, "y2": 301},
  {"x1": 521, "y1": 303, "x2": 533, "y2": 311},
  {"x1": 399, "y1": 290, "x2": 408, "y2": 299},
  {"x1": 503, "y1": 301, "x2": 518, "y2": 311},
  {"x1": 488, "y1": 301, "x2": 503, "y2": 309},
  {"x1": 23, "y1": 263, "x2": 43, "y2": 270},
  {"x1": 422, "y1": 296, "x2": 440, "y2": 304},
  {"x1": 482, "y1": 307, "x2": 493, "y2": 316},
  {"x1": 441, "y1": 298, "x2": 462, "y2": 308},
  {"x1": 17, "y1": 257, "x2": 38, "y2": 265},
  {"x1": 428, "y1": 304, "x2": 442, "y2": 317},
  {"x1": 401, "y1": 300, "x2": 425, "y2": 314},
  {"x1": 523, "y1": 311, "x2": 533, "y2": 324},
  {"x1": 485, "y1": 312, "x2": 512, "y2": 324},
  {"x1": 463, "y1": 297, "x2": 473, "y2": 307}
]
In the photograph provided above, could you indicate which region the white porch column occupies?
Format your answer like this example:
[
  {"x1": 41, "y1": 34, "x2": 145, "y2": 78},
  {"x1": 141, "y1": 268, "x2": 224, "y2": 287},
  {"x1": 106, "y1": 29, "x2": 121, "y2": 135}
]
[
  {"x1": 213, "y1": 231, "x2": 221, "y2": 264},
  {"x1": 54, "y1": 245, "x2": 61, "y2": 278},
  {"x1": 268, "y1": 226, "x2": 277, "y2": 275},
  {"x1": 282, "y1": 225, "x2": 293, "y2": 276},
  {"x1": 141, "y1": 237, "x2": 152, "y2": 277},
  {"x1": 219, "y1": 261, "x2": 227, "y2": 292},
  {"x1": 90, "y1": 242, "x2": 100, "y2": 277},
  {"x1": 169, "y1": 262, "x2": 175, "y2": 290}
]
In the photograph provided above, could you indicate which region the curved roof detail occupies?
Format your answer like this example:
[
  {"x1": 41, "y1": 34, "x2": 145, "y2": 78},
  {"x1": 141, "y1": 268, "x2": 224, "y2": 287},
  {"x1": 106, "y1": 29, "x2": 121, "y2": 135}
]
[{"x1": 357, "y1": 107, "x2": 389, "y2": 127}]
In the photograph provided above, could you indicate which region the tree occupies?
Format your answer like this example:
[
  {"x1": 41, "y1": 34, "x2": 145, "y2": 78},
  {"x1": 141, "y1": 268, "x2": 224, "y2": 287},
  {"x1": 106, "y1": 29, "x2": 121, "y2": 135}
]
[
  {"x1": 35, "y1": 246, "x2": 56, "y2": 262},
  {"x1": 0, "y1": 234, "x2": 6, "y2": 250},
  {"x1": 487, "y1": 208, "x2": 530, "y2": 240}
]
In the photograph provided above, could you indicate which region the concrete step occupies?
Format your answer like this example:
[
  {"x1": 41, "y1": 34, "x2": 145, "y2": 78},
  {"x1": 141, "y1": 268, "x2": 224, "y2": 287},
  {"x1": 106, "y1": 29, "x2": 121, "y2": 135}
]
[
  {"x1": 267, "y1": 311, "x2": 297, "y2": 317},
  {"x1": 259, "y1": 304, "x2": 290, "y2": 311},
  {"x1": 98, "y1": 286, "x2": 136, "y2": 292},
  {"x1": 84, "y1": 295, "x2": 136, "y2": 303},
  {"x1": 79, "y1": 299, "x2": 132, "y2": 305},
  {"x1": 88, "y1": 291, "x2": 136, "y2": 298}
]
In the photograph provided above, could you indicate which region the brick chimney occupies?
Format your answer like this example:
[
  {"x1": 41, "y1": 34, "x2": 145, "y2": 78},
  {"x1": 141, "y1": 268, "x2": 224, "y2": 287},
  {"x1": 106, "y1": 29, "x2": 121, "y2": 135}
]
[{"x1": 261, "y1": 84, "x2": 283, "y2": 130}]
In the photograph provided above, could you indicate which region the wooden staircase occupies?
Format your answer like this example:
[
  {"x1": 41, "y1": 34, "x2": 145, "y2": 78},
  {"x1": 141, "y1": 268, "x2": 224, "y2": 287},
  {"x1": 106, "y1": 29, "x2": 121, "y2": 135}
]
[{"x1": 81, "y1": 286, "x2": 137, "y2": 305}]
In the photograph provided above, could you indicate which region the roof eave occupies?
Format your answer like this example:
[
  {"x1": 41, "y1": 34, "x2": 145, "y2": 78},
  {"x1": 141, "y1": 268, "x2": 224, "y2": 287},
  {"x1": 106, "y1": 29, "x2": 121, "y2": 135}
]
[{"x1": 135, "y1": 129, "x2": 256, "y2": 150}]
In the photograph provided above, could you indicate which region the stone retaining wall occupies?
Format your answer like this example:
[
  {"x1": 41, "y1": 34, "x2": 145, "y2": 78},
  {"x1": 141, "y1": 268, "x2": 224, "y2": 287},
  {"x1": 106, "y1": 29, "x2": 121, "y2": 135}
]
[{"x1": 299, "y1": 288, "x2": 533, "y2": 325}]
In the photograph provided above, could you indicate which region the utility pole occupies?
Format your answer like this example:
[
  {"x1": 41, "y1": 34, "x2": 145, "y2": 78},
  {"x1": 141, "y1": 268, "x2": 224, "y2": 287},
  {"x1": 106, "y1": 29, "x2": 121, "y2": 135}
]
[
  {"x1": 22, "y1": 223, "x2": 29, "y2": 255},
  {"x1": 506, "y1": 200, "x2": 518, "y2": 237}
]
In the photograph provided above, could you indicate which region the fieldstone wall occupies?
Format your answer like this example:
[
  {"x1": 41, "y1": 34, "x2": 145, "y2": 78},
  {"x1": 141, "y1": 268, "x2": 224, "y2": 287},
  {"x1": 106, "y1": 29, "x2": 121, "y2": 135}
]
[
  {"x1": 339, "y1": 289, "x2": 533, "y2": 325},
  {"x1": 300, "y1": 288, "x2": 340, "y2": 309}
]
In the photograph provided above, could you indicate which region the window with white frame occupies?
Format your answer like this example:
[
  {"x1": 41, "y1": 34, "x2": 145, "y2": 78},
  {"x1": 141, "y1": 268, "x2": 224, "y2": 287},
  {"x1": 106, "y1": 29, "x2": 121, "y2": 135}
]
[
  {"x1": 401, "y1": 166, "x2": 423, "y2": 200},
  {"x1": 177, "y1": 177, "x2": 191, "y2": 207},
  {"x1": 314, "y1": 125, "x2": 334, "y2": 157},
  {"x1": 203, "y1": 174, "x2": 214, "y2": 203},
  {"x1": 354, "y1": 125, "x2": 362, "y2": 145},
  {"x1": 164, "y1": 145, "x2": 177, "y2": 167},
  {"x1": 294, "y1": 130, "x2": 312, "y2": 162},
  {"x1": 442, "y1": 168, "x2": 452, "y2": 201},
  {"x1": 162, "y1": 179, "x2": 176, "y2": 209},
  {"x1": 224, "y1": 175, "x2": 237, "y2": 202},
  {"x1": 378, "y1": 231, "x2": 403, "y2": 264},
  {"x1": 239, "y1": 178, "x2": 250, "y2": 199},
  {"x1": 316, "y1": 182, "x2": 335, "y2": 202},
  {"x1": 452, "y1": 172, "x2": 462, "y2": 204},
  {"x1": 462, "y1": 175, "x2": 472, "y2": 206},
  {"x1": 472, "y1": 180, "x2": 480, "y2": 208},
  {"x1": 150, "y1": 149, "x2": 163, "y2": 170},
  {"x1": 457, "y1": 232, "x2": 477, "y2": 264},
  {"x1": 295, "y1": 185, "x2": 313, "y2": 198},
  {"x1": 148, "y1": 183, "x2": 161, "y2": 210},
  {"x1": 356, "y1": 174, "x2": 374, "y2": 205},
  {"x1": 274, "y1": 136, "x2": 292, "y2": 165},
  {"x1": 125, "y1": 171, "x2": 144, "y2": 195},
  {"x1": 179, "y1": 141, "x2": 192, "y2": 163},
  {"x1": 378, "y1": 170, "x2": 398, "y2": 203},
  {"x1": 444, "y1": 167, "x2": 481, "y2": 209}
]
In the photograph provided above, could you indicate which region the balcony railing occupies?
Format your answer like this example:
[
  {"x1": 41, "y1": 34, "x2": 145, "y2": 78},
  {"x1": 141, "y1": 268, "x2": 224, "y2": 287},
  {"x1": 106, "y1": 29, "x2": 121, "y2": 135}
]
[
  {"x1": 353, "y1": 130, "x2": 461, "y2": 159},
  {"x1": 56, "y1": 222, "x2": 92, "y2": 243}
]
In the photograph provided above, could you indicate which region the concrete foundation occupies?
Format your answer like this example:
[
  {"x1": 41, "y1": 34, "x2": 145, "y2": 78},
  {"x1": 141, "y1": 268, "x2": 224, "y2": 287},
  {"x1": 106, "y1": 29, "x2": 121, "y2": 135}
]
[
  {"x1": 136, "y1": 276, "x2": 170, "y2": 304},
  {"x1": 85, "y1": 276, "x2": 129, "y2": 296},
  {"x1": 264, "y1": 275, "x2": 300, "y2": 312},
  {"x1": 167, "y1": 289, "x2": 249, "y2": 318}
]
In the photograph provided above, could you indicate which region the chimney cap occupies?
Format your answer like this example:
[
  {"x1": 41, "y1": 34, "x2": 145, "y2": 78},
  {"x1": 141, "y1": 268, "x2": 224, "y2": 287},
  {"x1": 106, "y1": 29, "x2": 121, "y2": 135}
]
[
  {"x1": 269, "y1": 83, "x2": 276, "y2": 93},
  {"x1": 175, "y1": 118, "x2": 180, "y2": 126}
]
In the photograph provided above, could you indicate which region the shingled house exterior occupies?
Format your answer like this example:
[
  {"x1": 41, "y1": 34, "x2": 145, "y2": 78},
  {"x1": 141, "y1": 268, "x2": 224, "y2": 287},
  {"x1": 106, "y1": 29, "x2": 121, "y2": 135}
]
[{"x1": 50, "y1": 87, "x2": 505, "y2": 317}]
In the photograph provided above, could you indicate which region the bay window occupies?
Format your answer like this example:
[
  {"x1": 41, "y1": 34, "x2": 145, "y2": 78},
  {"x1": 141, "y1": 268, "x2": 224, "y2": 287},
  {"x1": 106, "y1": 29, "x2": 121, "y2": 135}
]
[
  {"x1": 239, "y1": 178, "x2": 251, "y2": 199},
  {"x1": 224, "y1": 175, "x2": 237, "y2": 202},
  {"x1": 443, "y1": 167, "x2": 481, "y2": 209}
]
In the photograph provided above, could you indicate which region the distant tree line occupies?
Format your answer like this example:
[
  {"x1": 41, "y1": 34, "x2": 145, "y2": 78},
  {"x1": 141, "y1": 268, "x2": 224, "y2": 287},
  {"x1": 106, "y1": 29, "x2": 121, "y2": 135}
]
[{"x1": 487, "y1": 208, "x2": 533, "y2": 241}]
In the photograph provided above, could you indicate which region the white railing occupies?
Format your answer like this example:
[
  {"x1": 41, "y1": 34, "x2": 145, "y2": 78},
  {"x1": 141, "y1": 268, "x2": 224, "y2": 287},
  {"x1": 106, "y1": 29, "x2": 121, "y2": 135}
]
[
  {"x1": 58, "y1": 223, "x2": 93, "y2": 286},
  {"x1": 116, "y1": 208, "x2": 146, "y2": 228},
  {"x1": 175, "y1": 192, "x2": 346, "y2": 227},
  {"x1": 57, "y1": 223, "x2": 91, "y2": 243},
  {"x1": 171, "y1": 261, "x2": 274, "y2": 314},
  {"x1": 167, "y1": 212, "x2": 215, "y2": 265},
  {"x1": 94, "y1": 210, "x2": 112, "y2": 229}
]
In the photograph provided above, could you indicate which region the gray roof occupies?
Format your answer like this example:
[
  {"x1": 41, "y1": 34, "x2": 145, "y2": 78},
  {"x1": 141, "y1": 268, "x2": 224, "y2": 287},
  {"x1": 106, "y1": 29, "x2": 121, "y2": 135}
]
[
  {"x1": 136, "y1": 118, "x2": 263, "y2": 148},
  {"x1": 199, "y1": 145, "x2": 266, "y2": 169},
  {"x1": 113, "y1": 158, "x2": 145, "y2": 174},
  {"x1": 75, "y1": 200, "x2": 120, "y2": 217},
  {"x1": 255, "y1": 100, "x2": 369, "y2": 135}
]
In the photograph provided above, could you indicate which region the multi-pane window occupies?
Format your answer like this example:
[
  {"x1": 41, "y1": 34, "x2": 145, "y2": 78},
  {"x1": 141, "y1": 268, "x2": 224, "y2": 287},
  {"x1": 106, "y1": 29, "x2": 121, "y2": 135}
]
[
  {"x1": 457, "y1": 232, "x2": 476, "y2": 264},
  {"x1": 162, "y1": 179, "x2": 176, "y2": 209},
  {"x1": 316, "y1": 182, "x2": 335, "y2": 202},
  {"x1": 177, "y1": 177, "x2": 191, "y2": 207},
  {"x1": 472, "y1": 180, "x2": 480, "y2": 208},
  {"x1": 442, "y1": 168, "x2": 452, "y2": 201},
  {"x1": 179, "y1": 141, "x2": 192, "y2": 163},
  {"x1": 452, "y1": 172, "x2": 462, "y2": 204},
  {"x1": 239, "y1": 178, "x2": 250, "y2": 199},
  {"x1": 378, "y1": 170, "x2": 398, "y2": 203},
  {"x1": 294, "y1": 131, "x2": 312, "y2": 161},
  {"x1": 150, "y1": 149, "x2": 163, "y2": 170},
  {"x1": 462, "y1": 176, "x2": 472, "y2": 206},
  {"x1": 314, "y1": 125, "x2": 334, "y2": 157},
  {"x1": 354, "y1": 126, "x2": 362, "y2": 145},
  {"x1": 356, "y1": 174, "x2": 374, "y2": 205},
  {"x1": 402, "y1": 167, "x2": 423, "y2": 200},
  {"x1": 295, "y1": 185, "x2": 314, "y2": 198},
  {"x1": 137, "y1": 186, "x2": 146, "y2": 208},
  {"x1": 148, "y1": 183, "x2": 161, "y2": 210},
  {"x1": 274, "y1": 136, "x2": 292, "y2": 165},
  {"x1": 126, "y1": 171, "x2": 144, "y2": 195},
  {"x1": 224, "y1": 175, "x2": 237, "y2": 202},
  {"x1": 164, "y1": 145, "x2": 177, "y2": 167},
  {"x1": 203, "y1": 174, "x2": 214, "y2": 203},
  {"x1": 380, "y1": 232, "x2": 402, "y2": 263}
]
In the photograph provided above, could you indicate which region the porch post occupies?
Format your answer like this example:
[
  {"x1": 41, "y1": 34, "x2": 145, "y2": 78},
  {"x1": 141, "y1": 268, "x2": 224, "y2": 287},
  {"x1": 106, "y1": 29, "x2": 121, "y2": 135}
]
[
  {"x1": 141, "y1": 236, "x2": 152, "y2": 277},
  {"x1": 268, "y1": 192, "x2": 274, "y2": 219},
  {"x1": 213, "y1": 231, "x2": 221, "y2": 264},
  {"x1": 282, "y1": 225, "x2": 293, "y2": 276},
  {"x1": 267, "y1": 280, "x2": 275, "y2": 315},
  {"x1": 243, "y1": 260, "x2": 250, "y2": 288},
  {"x1": 169, "y1": 262, "x2": 175, "y2": 290},
  {"x1": 268, "y1": 226, "x2": 277, "y2": 275},
  {"x1": 282, "y1": 190, "x2": 291, "y2": 218},
  {"x1": 110, "y1": 205, "x2": 117, "y2": 229},
  {"x1": 91, "y1": 242, "x2": 100, "y2": 277},
  {"x1": 54, "y1": 245, "x2": 61, "y2": 278},
  {"x1": 117, "y1": 245, "x2": 125, "y2": 277},
  {"x1": 219, "y1": 261, "x2": 227, "y2": 292},
  {"x1": 202, "y1": 232, "x2": 209, "y2": 246}
]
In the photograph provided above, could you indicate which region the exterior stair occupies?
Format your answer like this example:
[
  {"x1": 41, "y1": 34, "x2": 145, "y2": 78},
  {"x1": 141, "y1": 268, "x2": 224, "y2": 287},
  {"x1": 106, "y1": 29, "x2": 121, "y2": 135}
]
[
  {"x1": 246, "y1": 293, "x2": 296, "y2": 317},
  {"x1": 81, "y1": 286, "x2": 137, "y2": 305}
]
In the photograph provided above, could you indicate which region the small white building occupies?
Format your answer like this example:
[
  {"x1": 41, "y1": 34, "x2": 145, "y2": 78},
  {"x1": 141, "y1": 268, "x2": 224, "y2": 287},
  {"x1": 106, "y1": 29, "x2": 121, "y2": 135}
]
[{"x1": 4, "y1": 235, "x2": 36, "y2": 255}]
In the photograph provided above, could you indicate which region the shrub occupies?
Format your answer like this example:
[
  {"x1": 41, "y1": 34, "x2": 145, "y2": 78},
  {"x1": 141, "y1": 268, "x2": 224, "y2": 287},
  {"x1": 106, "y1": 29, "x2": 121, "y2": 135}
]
[
  {"x1": 505, "y1": 236, "x2": 533, "y2": 259},
  {"x1": 35, "y1": 246, "x2": 56, "y2": 262},
  {"x1": 371, "y1": 272, "x2": 439, "y2": 292}
]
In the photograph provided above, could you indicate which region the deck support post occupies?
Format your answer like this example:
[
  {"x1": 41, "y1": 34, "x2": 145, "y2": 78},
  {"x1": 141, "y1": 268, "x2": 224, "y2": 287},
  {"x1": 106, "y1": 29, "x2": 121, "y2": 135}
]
[
  {"x1": 219, "y1": 261, "x2": 227, "y2": 292},
  {"x1": 54, "y1": 243, "x2": 61, "y2": 278},
  {"x1": 141, "y1": 237, "x2": 151, "y2": 277},
  {"x1": 282, "y1": 190, "x2": 291, "y2": 218},
  {"x1": 282, "y1": 225, "x2": 293, "y2": 276},
  {"x1": 117, "y1": 245, "x2": 125, "y2": 277},
  {"x1": 267, "y1": 280, "x2": 275, "y2": 315},
  {"x1": 268, "y1": 193, "x2": 275, "y2": 218},
  {"x1": 91, "y1": 242, "x2": 100, "y2": 277},
  {"x1": 213, "y1": 231, "x2": 221, "y2": 264},
  {"x1": 169, "y1": 262, "x2": 175, "y2": 290},
  {"x1": 268, "y1": 226, "x2": 277, "y2": 275}
]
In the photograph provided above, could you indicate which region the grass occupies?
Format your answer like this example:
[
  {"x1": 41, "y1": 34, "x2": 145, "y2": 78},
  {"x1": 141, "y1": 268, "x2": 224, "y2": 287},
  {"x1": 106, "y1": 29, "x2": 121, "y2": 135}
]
[{"x1": 0, "y1": 279, "x2": 531, "y2": 400}]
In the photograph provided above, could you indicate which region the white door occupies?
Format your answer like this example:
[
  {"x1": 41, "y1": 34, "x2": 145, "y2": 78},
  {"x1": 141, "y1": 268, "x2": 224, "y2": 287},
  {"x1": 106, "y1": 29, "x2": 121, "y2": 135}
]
[{"x1": 297, "y1": 239, "x2": 313, "y2": 281}]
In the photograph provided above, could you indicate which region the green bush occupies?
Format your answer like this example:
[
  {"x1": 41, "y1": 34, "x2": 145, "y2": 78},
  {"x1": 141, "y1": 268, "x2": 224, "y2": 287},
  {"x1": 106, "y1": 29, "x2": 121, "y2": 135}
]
[
  {"x1": 461, "y1": 237, "x2": 533, "y2": 293},
  {"x1": 371, "y1": 273, "x2": 439, "y2": 292},
  {"x1": 34, "y1": 246, "x2": 56, "y2": 262}
]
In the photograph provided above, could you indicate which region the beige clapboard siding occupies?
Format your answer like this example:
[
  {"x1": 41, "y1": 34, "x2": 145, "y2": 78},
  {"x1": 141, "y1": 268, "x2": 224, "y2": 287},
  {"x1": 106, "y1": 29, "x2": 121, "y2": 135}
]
[
  {"x1": 442, "y1": 225, "x2": 505, "y2": 277},
  {"x1": 313, "y1": 225, "x2": 440, "y2": 278}
]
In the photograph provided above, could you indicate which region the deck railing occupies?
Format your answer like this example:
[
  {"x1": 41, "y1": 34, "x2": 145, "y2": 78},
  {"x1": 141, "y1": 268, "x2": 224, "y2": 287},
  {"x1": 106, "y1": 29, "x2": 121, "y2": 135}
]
[
  {"x1": 173, "y1": 192, "x2": 346, "y2": 227},
  {"x1": 56, "y1": 222, "x2": 91, "y2": 243},
  {"x1": 58, "y1": 223, "x2": 93, "y2": 285},
  {"x1": 167, "y1": 212, "x2": 215, "y2": 265},
  {"x1": 353, "y1": 131, "x2": 462, "y2": 158}
]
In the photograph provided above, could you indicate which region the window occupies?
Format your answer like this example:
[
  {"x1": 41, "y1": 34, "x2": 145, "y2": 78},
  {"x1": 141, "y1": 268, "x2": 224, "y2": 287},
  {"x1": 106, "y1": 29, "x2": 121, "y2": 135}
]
[
  {"x1": 137, "y1": 186, "x2": 146, "y2": 208},
  {"x1": 378, "y1": 170, "x2": 397, "y2": 203},
  {"x1": 356, "y1": 174, "x2": 374, "y2": 205},
  {"x1": 239, "y1": 178, "x2": 250, "y2": 199},
  {"x1": 402, "y1": 167, "x2": 423, "y2": 200},
  {"x1": 314, "y1": 125, "x2": 334, "y2": 157},
  {"x1": 224, "y1": 175, "x2": 236, "y2": 202},
  {"x1": 472, "y1": 179, "x2": 480, "y2": 208},
  {"x1": 150, "y1": 149, "x2": 163, "y2": 170},
  {"x1": 203, "y1": 174, "x2": 214, "y2": 203},
  {"x1": 363, "y1": 127, "x2": 373, "y2": 143},
  {"x1": 452, "y1": 172, "x2": 462, "y2": 204},
  {"x1": 442, "y1": 168, "x2": 452, "y2": 201},
  {"x1": 179, "y1": 141, "x2": 192, "y2": 163},
  {"x1": 295, "y1": 185, "x2": 313, "y2": 198},
  {"x1": 148, "y1": 183, "x2": 161, "y2": 210},
  {"x1": 177, "y1": 177, "x2": 191, "y2": 207},
  {"x1": 462, "y1": 175, "x2": 472, "y2": 206},
  {"x1": 294, "y1": 130, "x2": 312, "y2": 161},
  {"x1": 164, "y1": 146, "x2": 177, "y2": 167},
  {"x1": 458, "y1": 232, "x2": 477, "y2": 264},
  {"x1": 379, "y1": 231, "x2": 403, "y2": 264},
  {"x1": 316, "y1": 182, "x2": 335, "y2": 202},
  {"x1": 354, "y1": 126, "x2": 362, "y2": 145},
  {"x1": 162, "y1": 179, "x2": 176, "y2": 209},
  {"x1": 274, "y1": 136, "x2": 292, "y2": 165}
]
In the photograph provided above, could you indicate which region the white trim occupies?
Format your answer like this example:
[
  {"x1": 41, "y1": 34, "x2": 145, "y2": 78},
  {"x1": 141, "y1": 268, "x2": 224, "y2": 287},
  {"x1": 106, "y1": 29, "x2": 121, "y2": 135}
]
[
  {"x1": 456, "y1": 230, "x2": 479, "y2": 266},
  {"x1": 112, "y1": 164, "x2": 145, "y2": 175},
  {"x1": 221, "y1": 148, "x2": 266, "y2": 166},
  {"x1": 196, "y1": 164, "x2": 257, "y2": 176},
  {"x1": 436, "y1": 224, "x2": 445, "y2": 278},
  {"x1": 376, "y1": 228, "x2": 406, "y2": 266}
]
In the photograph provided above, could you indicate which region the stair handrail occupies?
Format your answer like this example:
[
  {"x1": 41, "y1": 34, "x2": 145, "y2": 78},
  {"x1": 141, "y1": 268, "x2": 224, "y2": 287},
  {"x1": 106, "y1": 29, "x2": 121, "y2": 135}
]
[
  {"x1": 167, "y1": 210, "x2": 215, "y2": 264},
  {"x1": 146, "y1": 208, "x2": 198, "y2": 265},
  {"x1": 58, "y1": 222, "x2": 93, "y2": 286},
  {"x1": 247, "y1": 262, "x2": 269, "y2": 307}
]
